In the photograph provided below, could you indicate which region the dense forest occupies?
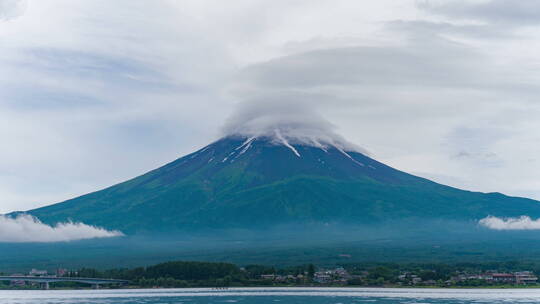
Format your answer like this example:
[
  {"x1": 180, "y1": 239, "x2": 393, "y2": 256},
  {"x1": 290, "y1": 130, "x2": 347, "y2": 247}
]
[
  {"x1": 61, "y1": 260, "x2": 540, "y2": 288},
  {"x1": 3, "y1": 260, "x2": 538, "y2": 289},
  {"x1": 69, "y1": 261, "x2": 316, "y2": 288}
]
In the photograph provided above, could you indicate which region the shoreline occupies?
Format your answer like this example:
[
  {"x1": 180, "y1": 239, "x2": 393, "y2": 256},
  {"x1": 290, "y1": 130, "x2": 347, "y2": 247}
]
[{"x1": 2, "y1": 285, "x2": 540, "y2": 291}]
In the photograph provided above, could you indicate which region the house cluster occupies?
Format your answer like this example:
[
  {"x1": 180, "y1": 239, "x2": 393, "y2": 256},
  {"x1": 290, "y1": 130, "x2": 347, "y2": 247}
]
[
  {"x1": 398, "y1": 271, "x2": 538, "y2": 285},
  {"x1": 254, "y1": 267, "x2": 540, "y2": 286},
  {"x1": 313, "y1": 267, "x2": 352, "y2": 284},
  {"x1": 258, "y1": 267, "x2": 354, "y2": 284},
  {"x1": 397, "y1": 273, "x2": 424, "y2": 285},
  {"x1": 259, "y1": 273, "x2": 305, "y2": 282},
  {"x1": 451, "y1": 271, "x2": 538, "y2": 284}
]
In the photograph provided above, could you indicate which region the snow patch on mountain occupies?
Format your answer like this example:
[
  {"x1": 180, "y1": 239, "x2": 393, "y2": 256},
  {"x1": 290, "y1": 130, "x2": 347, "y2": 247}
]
[
  {"x1": 274, "y1": 129, "x2": 301, "y2": 157},
  {"x1": 236, "y1": 137, "x2": 255, "y2": 157},
  {"x1": 336, "y1": 146, "x2": 365, "y2": 167}
]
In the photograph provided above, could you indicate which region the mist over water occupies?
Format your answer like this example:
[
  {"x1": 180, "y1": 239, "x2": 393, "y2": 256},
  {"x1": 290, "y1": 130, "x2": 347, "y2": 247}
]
[{"x1": 3, "y1": 288, "x2": 540, "y2": 304}]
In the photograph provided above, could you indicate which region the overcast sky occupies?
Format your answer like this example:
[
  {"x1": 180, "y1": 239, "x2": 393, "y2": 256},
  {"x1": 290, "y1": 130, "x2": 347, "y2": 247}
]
[{"x1": 1, "y1": 0, "x2": 540, "y2": 213}]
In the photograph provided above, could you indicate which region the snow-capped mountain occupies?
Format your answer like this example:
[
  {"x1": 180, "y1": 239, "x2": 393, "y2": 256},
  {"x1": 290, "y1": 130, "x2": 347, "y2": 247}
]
[{"x1": 19, "y1": 134, "x2": 540, "y2": 234}]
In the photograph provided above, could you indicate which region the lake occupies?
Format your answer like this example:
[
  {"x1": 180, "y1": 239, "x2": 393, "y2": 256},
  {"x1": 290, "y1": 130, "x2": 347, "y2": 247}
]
[{"x1": 2, "y1": 287, "x2": 540, "y2": 303}]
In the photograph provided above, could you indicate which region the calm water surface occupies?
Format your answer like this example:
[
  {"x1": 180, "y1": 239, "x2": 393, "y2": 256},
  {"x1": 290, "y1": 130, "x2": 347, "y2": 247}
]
[{"x1": 1, "y1": 287, "x2": 540, "y2": 304}]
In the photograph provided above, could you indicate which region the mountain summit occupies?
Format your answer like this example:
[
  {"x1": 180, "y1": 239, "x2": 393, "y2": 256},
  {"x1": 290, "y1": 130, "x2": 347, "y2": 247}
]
[{"x1": 21, "y1": 132, "x2": 540, "y2": 234}]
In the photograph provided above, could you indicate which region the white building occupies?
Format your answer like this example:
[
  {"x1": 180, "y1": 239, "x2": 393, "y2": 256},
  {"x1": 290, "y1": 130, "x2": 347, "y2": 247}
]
[{"x1": 29, "y1": 269, "x2": 48, "y2": 277}]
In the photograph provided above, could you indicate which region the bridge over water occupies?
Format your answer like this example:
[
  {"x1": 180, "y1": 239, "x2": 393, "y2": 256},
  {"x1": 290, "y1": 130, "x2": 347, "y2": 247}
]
[{"x1": 0, "y1": 276, "x2": 129, "y2": 289}]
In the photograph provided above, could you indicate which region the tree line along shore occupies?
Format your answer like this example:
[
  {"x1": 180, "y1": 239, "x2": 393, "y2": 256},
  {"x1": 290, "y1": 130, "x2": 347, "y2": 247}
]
[{"x1": 2, "y1": 260, "x2": 540, "y2": 289}]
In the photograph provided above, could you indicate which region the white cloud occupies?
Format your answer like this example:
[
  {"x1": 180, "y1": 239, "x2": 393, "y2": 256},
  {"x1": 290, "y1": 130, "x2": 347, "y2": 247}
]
[
  {"x1": 479, "y1": 216, "x2": 540, "y2": 230},
  {"x1": 221, "y1": 95, "x2": 366, "y2": 153},
  {"x1": 0, "y1": 0, "x2": 26, "y2": 21},
  {"x1": 0, "y1": 214, "x2": 123, "y2": 242},
  {"x1": 418, "y1": 0, "x2": 540, "y2": 26}
]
